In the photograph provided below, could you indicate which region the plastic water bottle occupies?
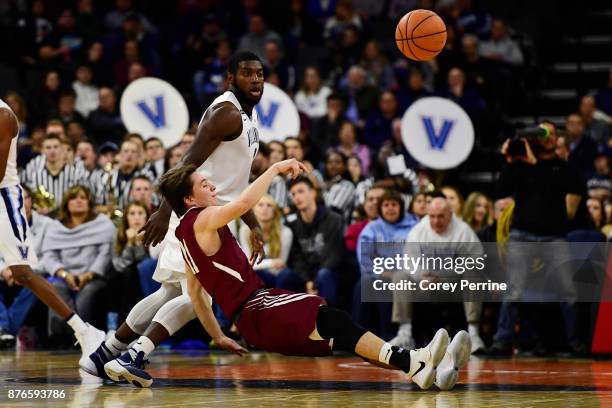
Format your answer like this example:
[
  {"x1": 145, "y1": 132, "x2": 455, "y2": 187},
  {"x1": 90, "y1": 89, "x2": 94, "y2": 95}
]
[{"x1": 107, "y1": 312, "x2": 118, "y2": 332}]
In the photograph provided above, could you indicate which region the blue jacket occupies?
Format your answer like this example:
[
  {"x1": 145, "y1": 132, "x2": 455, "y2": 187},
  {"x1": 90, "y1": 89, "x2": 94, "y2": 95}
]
[{"x1": 356, "y1": 214, "x2": 419, "y2": 276}]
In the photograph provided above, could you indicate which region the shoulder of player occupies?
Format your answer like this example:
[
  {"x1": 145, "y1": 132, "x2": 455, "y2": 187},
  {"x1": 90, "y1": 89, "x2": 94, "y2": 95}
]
[
  {"x1": 0, "y1": 107, "x2": 18, "y2": 140},
  {"x1": 193, "y1": 206, "x2": 217, "y2": 232},
  {"x1": 204, "y1": 102, "x2": 243, "y2": 138}
]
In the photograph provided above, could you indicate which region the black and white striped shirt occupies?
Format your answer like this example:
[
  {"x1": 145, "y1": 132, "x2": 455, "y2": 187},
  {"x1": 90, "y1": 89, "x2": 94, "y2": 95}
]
[
  {"x1": 89, "y1": 166, "x2": 155, "y2": 210},
  {"x1": 268, "y1": 175, "x2": 288, "y2": 209},
  {"x1": 22, "y1": 157, "x2": 89, "y2": 207},
  {"x1": 322, "y1": 176, "x2": 355, "y2": 220}
]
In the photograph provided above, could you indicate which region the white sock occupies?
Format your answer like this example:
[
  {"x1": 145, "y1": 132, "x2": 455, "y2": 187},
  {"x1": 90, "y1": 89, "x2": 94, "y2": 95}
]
[
  {"x1": 128, "y1": 336, "x2": 155, "y2": 359},
  {"x1": 378, "y1": 342, "x2": 393, "y2": 365},
  {"x1": 66, "y1": 314, "x2": 87, "y2": 333},
  {"x1": 399, "y1": 322, "x2": 412, "y2": 336},
  {"x1": 105, "y1": 334, "x2": 128, "y2": 357},
  {"x1": 468, "y1": 323, "x2": 479, "y2": 336}
]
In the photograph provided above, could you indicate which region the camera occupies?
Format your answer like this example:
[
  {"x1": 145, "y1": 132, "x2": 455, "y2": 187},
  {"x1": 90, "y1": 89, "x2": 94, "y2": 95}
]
[{"x1": 507, "y1": 125, "x2": 552, "y2": 158}]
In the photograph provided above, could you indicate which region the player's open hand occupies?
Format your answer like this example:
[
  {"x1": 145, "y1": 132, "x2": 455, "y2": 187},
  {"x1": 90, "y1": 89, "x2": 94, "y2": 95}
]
[
  {"x1": 215, "y1": 335, "x2": 248, "y2": 357},
  {"x1": 140, "y1": 207, "x2": 171, "y2": 247},
  {"x1": 273, "y1": 159, "x2": 309, "y2": 179}
]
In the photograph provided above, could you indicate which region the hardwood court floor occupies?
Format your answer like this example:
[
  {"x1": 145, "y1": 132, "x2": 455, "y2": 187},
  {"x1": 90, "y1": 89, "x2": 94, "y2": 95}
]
[{"x1": 1, "y1": 350, "x2": 612, "y2": 407}]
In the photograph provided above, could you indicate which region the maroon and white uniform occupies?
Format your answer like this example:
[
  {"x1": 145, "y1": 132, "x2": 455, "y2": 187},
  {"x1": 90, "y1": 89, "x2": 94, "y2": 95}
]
[{"x1": 176, "y1": 207, "x2": 331, "y2": 356}]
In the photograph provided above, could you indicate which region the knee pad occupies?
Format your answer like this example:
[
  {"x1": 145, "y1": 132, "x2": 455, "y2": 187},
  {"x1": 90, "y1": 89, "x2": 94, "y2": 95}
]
[{"x1": 316, "y1": 305, "x2": 367, "y2": 351}]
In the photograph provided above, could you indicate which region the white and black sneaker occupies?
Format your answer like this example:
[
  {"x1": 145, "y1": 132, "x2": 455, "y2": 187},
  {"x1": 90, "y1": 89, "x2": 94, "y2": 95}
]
[
  {"x1": 0, "y1": 328, "x2": 15, "y2": 349},
  {"x1": 75, "y1": 324, "x2": 106, "y2": 371},
  {"x1": 407, "y1": 328, "x2": 450, "y2": 390},
  {"x1": 435, "y1": 330, "x2": 472, "y2": 390},
  {"x1": 104, "y1": 349, "x2": 152, "y2": 388}
]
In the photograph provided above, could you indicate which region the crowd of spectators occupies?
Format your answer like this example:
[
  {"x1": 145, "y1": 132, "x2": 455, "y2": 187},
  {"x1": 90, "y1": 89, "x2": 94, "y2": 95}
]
[{"x1": 0, "y1": 0, "x2": 611, "y2": 356}]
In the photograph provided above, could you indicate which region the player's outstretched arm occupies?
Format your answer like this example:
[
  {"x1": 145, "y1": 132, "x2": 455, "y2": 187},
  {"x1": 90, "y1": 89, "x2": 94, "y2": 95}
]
[
  {"x1": 196, "y1": 159, "x2": 308, "y2": 232},
  {"x1": 141, "y1": 102, "x2": 242, "y2": 247},
  {"x1": 185, "y1": 262, "x2": 247, "y2": 356},
  {"x1": 0, "y1": 108, "x2": 18, "y2": 183}
]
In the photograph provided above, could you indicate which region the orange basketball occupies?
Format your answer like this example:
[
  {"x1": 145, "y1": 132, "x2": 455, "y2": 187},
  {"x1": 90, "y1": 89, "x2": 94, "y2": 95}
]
[{"x1": 395, "y1": 9, "x2": 447, "y2": 61}]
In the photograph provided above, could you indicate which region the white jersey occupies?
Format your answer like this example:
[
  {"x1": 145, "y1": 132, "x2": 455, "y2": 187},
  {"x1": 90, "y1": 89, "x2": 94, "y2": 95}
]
[
  {"x1": 195, "y1": 91, "x2": 259, "y2": 202},
  {"x1": 154, "y1": 90, "x2": 259, "y2": 283},
  {"x1": 0, "y1": 99, "x2": 20, "y2": 189}
]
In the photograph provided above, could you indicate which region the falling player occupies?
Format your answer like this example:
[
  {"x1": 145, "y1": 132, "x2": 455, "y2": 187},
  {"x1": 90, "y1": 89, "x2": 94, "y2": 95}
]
[
  {"x1": 83, "y1": 52, "x2": 266, "y2": 378},
  {"x1": 105, "y1": 158, "x2": 472, "y2": 390},
  {"x1": 0, "y1": 99, "x2": 104, "y2": 363}
]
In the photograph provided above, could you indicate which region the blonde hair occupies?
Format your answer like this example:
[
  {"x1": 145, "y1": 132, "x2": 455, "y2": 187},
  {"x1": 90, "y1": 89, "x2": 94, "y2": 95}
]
[
  {"x1": 252, "y1": 195, "x2": 283, "y2": 258},
  {"x1": 462, "y1": 191, "x2": 492, "y2": 231}
]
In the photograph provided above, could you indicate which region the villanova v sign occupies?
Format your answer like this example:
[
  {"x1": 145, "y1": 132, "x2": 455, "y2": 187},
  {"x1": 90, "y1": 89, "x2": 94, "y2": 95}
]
[
  {"x1": 255, "y1": 82, "x2": 300, "y2": 142},
  {"x1": 401, "y1": 97, "x2": 474, "y2": 170},
  {"x1": 120, "y1": 77, "x2": 189, "y2": 147}
]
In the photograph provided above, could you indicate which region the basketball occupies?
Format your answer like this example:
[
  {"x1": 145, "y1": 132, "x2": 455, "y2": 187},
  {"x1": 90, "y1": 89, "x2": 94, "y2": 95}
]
[{"x1": 395, "y1": 9, "x2": 447, "y2": 61}]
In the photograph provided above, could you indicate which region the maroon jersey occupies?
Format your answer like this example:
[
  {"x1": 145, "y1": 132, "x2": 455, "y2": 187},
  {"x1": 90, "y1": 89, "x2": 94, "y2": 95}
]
[{"x1": 175, "y1": 207, "x2": 264, "y2": 320}]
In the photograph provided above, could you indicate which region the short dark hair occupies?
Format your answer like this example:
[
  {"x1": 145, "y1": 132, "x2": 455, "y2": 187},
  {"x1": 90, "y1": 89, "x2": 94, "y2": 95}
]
[
  {"x1": 145, "y1": 137, "x2": 162, "y2": 147},
  {"x1": 59, "y1": 89, "x2": 76, "y2": 99},
  {"x1": 43, "y1": 133, "x2": 62, "y2": 143},
  {"x1": 377, "y1": 189, "x2": 405, "y2": 217},
  {"x1": 287, "y1": 174, "x2": 315, "y2": 191},
  {"x1": 228, "y1": 51, "x2": 262, "y2": 75},
  {"x1": 284, "y1": 136, "x2": 303, "y2": 149},
  {"x1": 158, "y1": 164, "x2": 198, "y2": 216},
  {"x1": 426, "y1": 190, "x2": 447, "y2": 199},
  {"x1": 257, "y1": 141, "x2": 270, "y2": 158},
  {"x1": 131, "y1": 175, "x2": 152, "y2": 187}
]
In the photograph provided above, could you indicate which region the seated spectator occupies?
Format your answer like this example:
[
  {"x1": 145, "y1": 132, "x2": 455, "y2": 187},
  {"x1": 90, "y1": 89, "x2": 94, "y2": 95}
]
[
  {"x1": 441, "y1": 185, "x2": 464, "y2": 217},
  {"x1": 239, "y1": 195, "x2": 293, "y2": 288},
  {"x1": 311, "y1": 93, "x2": 346, "y2": 159},
  {"x1": 479, "y1": 18, "x2": 524, "y2": 66},
  {"x1": 396, "y1": 67, "x2": 433, "y2": 112},
  {"x1": 363, "y1": 91, "x2": 400, "y2": 150},
  {"x1": 41, "y1": 186, "x2": 115, "y2": 346},
  {"x1": 587, "y1": 197, "x2": 607, "y2": 232},
  {"x1": 587, "y1": 152, "x2": 612, "y2": 200},
  {"x1": 579, "y1": 95, "x2": 610, "y2": 146},
  {"x1": 76, "y1": 140, "x2": 98, "y2": 176},
  {"x1": 105, "y1": 0, "x2": 157, "y2": 33},
  {"x1": 354, "y1": 190, "x2": 418, "y2": 340},
  {"x1": 144, "y1": 137, "x2": 166, "y2": 181},
  {"x1": 87, "y1": 87, "x2": 126, "y2": 147},
  {"x1": 113, "y1": 40, "x2": 152, "y2": 87},
  {"x1": 323, "y1": 0, "x2": 362, "y2": 41},
  {"x1": 0, "y1": 264, "x2": 37, "y2": 349},
  {"x1": 129, "y1": 176, "x2": 157, "y2": 213},
  {"x1": 566, "y1": 113, "x2": 598, "y2": 179},
  {"x1": 347, "y1": 155, "x2": 364, "y2": 186},
  {"x1": 462, "y1": 191, "x2": 492, "y2": 232},
  {"x1": 164, "y1": 144, "x2": 184, "y2": 171},
  {"x1": 409, "y1": 192, "x2": 428, "y2": 219},
  {"x1": 284, "y1": 137, "x2": 323, "y2": 185},
  {"x1": 295, "y1": 66, "x2": 332, "y2": 120},
  {"x1": 97, "y1": 141, "x2": 119, "y2": 169},
  {"x1": 322, "y1": 150, "x2": 356, "y2": 220},
  {"x1": 268, "y1": 140, "x2": 286, "y2": 165},
  {"x1": 360, "y1": 40, "x2": 395, "y2": 90},
  {"x1": 111, "y1": 201, "x2": 158, "y2": 320},
  {"x1": 31, "y1": 71, "x2": 61, "y2": 125},
  {"x1": 250, "y1": 142, "x2": 288, "y2": 210},
  {"x1": 91, "y1": 139, "x2": 154, "y2": 213},
  {"x1": 439, "y1": 67, "x2": 487, "y2": 124},
  {"x1": 282, "y1": 176, "x2": 345, "y2": 306},
  {"x1": 237, "y1": 15, "x2": 282, "y2": 61},
  {"x1": 23, "y1": 133, "x2": 88, "y2": 214},
  {"x1": 4, "y1": 92, "x2": 29, "y2": 140},
  {"x1": 556, "y1": 133, "x2": 571, "y2": 161},
  {"x1": 61, "y1": 139, "x2": 76, "y2": 166},
  {"x1": 345, "y1": 185, "x2": 385, "y2": 252},
  {"x1": 86, "y1": 41, "x2": 114, "y2": 86},
  {"x1": 340, "y1": 66, "x2": 379, "y2": 127},
  {"x1": 264, "y1": 40, "x2": 296, "y2": 92},
  {"x1": 477, "y1": 197, "x2": 514, "y2": 243},
  {"x1": 455, "y1": 0, "x2": 492, "y2": 38},
  {"x1": 193, "y1": 39, "x2": 232, "y2": 108},
  {"x1": 336, "y1": 121, "x2": 370, "y2": 175},
  {"x1": 38, "y1": 9, "x2": 83, "y2": 71},
  {"x1": 72, "y1": 64, "x2": 99, "y2": 118}
]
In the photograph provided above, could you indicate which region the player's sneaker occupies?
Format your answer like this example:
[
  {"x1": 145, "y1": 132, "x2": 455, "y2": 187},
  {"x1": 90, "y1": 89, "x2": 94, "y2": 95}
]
[
  {"x1": 435, "y1": 330, "x2": 471, "y2": 390},
  {"x1": 407, "y1": 328, "x2": 449, "y2": 390},
  {"x1": 390, "y1": 330, "x2": 415, "y2": 350},
  {"x1": 469, "y1": 332, "x2": 485, "y2": 354},
  {"x1": 104, "y1": 350, "x2": 152, "y2": 388},
  {"x1": 0, "y1": 328, "x2": 15, "y2": 349},
  {"x1": 75, "y1": 324, "x2": 105, "y2": 370},
  {"x1": 80, "y1": 342, "x2": 116, "y2": 379}
]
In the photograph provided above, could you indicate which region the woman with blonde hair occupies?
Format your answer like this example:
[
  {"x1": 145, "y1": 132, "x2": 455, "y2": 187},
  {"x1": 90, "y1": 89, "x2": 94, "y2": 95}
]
[
  {"x1": 239, "y1": 195, "x2": 293, "y2": 288},
  {"x1": 40, "y1": 185, "x2": 115, "y2": 346},
  {"x1": 462, "y1": 192, "x2": 492, "y2": 232}
]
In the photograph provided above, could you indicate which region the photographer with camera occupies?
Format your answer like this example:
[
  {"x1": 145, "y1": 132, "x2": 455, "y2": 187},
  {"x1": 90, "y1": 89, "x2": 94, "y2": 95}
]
[{"x1": 487, "y1": 122, "x2": 587, "y2": 356}]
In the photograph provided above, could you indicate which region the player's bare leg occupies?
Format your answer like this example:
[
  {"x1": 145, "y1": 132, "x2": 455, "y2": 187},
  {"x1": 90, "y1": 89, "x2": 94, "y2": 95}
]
[{"x1": 10, "y1": 265, "x2": 105, "y2": 367}]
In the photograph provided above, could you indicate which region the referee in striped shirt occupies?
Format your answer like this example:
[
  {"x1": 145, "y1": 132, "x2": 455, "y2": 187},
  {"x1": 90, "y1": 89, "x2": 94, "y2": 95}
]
[{"x1": 21, "y1": 133, "x2": 88, "y2": 213}]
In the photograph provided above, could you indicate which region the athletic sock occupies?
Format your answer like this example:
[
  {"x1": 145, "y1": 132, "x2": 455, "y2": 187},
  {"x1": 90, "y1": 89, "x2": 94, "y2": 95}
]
[
  {"x1": 128, "y1": 336, "x2": 155, "y2": 359},
  {"x1": 66, "y1": 313, "x2": 87, "y2": 333},
  {"x1": 398, "y1": 322, "x2": 412, "y2": 336},
  {"x1": 379, "y1": 342, "x2": 411, "y2": 372},
  {"x1": 104, "y1": 335, "x2": 128, "y2": 357},
  {"x1": 468, "y1": 323, "x2": 479, "y2": 336}
]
